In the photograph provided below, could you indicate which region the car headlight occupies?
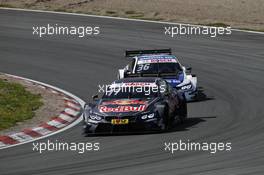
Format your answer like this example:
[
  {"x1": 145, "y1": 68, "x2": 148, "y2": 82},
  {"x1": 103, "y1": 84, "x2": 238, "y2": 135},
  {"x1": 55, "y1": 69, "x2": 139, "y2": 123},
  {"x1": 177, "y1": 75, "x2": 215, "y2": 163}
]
[
  {"x1": 89, "y1": 114, "x2": 103, "y2": 121},
  {"x1": 180, "y1": 83, "x2": 192, "y2": 90},
  {"x1": 141, "y1": 113, "x2": 155, "y2": 120}
]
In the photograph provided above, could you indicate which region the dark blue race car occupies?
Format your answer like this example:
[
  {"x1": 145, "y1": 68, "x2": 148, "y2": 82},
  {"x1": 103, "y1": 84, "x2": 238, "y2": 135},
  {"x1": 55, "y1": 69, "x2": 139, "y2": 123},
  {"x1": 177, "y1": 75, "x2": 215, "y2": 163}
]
[
  {"x1": 83, "y1": 77, "x2": 187, "y2": 134},
  {"x1": 117, "y1": 49, "x2": 198, "y2": 101}
]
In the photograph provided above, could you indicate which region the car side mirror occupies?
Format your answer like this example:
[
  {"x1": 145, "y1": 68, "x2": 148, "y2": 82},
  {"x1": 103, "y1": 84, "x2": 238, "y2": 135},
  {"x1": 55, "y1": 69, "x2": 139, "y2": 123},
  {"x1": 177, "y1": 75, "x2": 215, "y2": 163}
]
[
  {"x1": 125, "y1": 70, "x2": 131, "y2": 74},
  {"x1": 186, "y1": 67, "x2": 192, "y2": 73},
  {"x1": 124, "y1": 70, "x2": 131, "y2": 78},
  {"x1": 92, "y1": 94, "x2": 99, "y2": 101}
]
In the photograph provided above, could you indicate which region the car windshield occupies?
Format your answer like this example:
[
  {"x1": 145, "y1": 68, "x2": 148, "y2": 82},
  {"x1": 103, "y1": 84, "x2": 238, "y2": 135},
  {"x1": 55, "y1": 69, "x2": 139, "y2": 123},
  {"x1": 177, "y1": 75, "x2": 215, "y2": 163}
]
[
  {"x1": 135, "y1": 62, "x2": 182, "y2": 74},
  {"x1": 102, "y1": 86, "x2": 159, "y2": 99}
]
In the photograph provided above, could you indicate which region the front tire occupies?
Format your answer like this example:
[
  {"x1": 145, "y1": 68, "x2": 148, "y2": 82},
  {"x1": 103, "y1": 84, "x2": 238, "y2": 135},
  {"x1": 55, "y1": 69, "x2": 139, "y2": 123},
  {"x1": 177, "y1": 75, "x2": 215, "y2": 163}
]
[{"x1": 161, "y1": 104, "x2": 170, "y2": 131}]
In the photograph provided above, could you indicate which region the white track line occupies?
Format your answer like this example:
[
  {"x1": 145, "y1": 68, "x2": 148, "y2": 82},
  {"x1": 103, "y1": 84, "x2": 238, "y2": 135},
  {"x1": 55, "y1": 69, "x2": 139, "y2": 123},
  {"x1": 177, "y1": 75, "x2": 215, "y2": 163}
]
[
  {"x1": 0, "y1": 73, "x2": 85, "y2": 150},
  {"x1": 0, "y1": 7, "x2": 263, "y2": 35}
]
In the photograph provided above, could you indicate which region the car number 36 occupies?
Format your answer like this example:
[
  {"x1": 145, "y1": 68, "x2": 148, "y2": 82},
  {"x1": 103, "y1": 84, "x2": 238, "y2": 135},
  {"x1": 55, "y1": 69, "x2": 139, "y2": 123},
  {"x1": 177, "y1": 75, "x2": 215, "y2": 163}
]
[{"x1": 137, "y1": 64, "x2": 150, "y2": 71}]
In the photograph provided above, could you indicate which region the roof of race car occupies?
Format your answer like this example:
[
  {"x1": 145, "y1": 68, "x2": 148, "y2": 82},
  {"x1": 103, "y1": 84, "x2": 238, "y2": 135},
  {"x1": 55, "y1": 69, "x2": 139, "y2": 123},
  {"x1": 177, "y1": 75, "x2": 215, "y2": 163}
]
[{"x1": 136, "y1": 54, "x2": 178, "y2": 64}]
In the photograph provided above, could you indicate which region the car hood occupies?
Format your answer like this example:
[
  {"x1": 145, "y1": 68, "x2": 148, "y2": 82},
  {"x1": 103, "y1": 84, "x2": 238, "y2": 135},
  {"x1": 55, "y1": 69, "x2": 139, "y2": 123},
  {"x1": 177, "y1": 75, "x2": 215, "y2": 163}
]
[{"x1": 92, "y1": 98, "x2": 157, "y2": 116}]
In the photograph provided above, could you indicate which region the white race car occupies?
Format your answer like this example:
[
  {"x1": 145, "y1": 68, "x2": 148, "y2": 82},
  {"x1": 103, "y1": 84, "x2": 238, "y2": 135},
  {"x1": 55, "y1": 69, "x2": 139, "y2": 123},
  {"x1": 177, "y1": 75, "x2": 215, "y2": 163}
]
[{"x1": 117, "y1": 49, "x2": 198, "y2": 101}]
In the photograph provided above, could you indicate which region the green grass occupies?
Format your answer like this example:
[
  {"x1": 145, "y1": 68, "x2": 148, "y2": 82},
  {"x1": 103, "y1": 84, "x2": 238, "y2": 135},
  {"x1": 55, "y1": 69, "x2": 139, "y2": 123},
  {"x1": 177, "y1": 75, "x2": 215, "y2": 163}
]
[
  {"x1": 0, "y1": 79, "x2": 43, "y2": 130},
  {"x1": 0, "y1": 3, "x2": 16, "y2": 8}
]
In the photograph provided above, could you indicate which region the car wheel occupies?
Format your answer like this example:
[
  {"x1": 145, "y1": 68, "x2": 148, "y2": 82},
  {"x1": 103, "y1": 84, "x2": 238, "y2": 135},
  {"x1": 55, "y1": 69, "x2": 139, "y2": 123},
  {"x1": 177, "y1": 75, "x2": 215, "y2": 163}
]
[
  {"x1": 160, "y1": 104, "x2": 170, "y2": 131},
  {"x1": 159, "y1": 117, "x2": 166, "y2": 131}
]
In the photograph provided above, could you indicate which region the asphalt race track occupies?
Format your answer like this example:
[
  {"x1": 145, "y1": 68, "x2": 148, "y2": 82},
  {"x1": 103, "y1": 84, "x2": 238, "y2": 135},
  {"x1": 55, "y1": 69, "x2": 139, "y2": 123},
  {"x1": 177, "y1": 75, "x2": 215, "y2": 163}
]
[{"x1": 0, "y1": 9, "x2": 264, "y2": 175}]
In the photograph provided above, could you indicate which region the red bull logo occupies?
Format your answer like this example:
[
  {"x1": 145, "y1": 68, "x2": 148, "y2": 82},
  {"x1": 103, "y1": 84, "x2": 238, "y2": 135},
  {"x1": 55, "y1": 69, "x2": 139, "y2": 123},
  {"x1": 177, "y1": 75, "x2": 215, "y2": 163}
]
[{"x1": 99, "y1": 105, "x2": 146, "y2": 113}]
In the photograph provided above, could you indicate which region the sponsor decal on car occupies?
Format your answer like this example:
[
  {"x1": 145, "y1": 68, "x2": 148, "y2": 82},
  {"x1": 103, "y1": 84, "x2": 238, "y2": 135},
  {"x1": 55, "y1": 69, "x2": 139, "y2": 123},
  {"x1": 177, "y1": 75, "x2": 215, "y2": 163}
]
[
  {"x1": 111, "y1": 119, "x2": 129, "y2": 125},
  {"x1": 166, "y1": 79, "x2": 182, "y2": 84},
  {"x1": 109, "y1": 82, "x2": 157, "y2": 88},
  {"x1": 102, "y1": 99, "x2": 147, "y2": 105},
  {"x1": 138, "y1": 59, "x2": 177, "y2": 64},
  {"x1": 139, "y1": 55, "x2": 176, "y2": 60},
  {"x1": 99, "y1": 105, "x2": 147, "y2": 112},
  {"x1": 123, "y1": 82, "x2": 157, "y2": 87}
]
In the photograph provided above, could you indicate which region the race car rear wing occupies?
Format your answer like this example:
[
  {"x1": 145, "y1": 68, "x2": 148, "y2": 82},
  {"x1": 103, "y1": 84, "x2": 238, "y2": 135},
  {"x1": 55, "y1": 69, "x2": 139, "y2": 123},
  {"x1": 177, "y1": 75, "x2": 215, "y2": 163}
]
[
  {"x1": 125, "y1": 49, "x2": 171, "y2": 57},
  {"x1": 125, "y1": 72, "x2": 177, "y2": 78}
]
